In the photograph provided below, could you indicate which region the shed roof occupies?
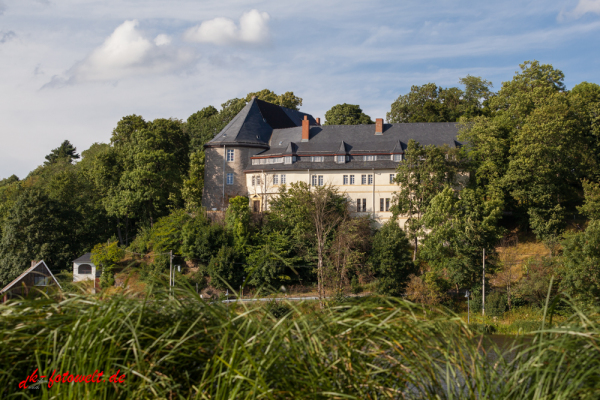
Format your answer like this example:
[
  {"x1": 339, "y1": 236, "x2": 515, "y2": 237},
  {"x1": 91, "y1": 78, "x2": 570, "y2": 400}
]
[
  {"x1": 0, "y1": 260, "x2": 62, "y2": 294},
  {"x1": 73, "y1": 253, "x2": 92, "y2": 263}
]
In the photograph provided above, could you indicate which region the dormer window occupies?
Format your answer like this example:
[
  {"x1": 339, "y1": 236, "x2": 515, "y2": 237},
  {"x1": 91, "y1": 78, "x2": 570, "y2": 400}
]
[
  {"x1": 311, "y1": 156, "x2": 324, "y2": 162},
  {"x1": 284, "y1": 156, "x2": 293, "y2": 164},
  {"x1": 393, "y1": 154, "x2": 403, "y2": 162},
  {"x1": 336, "y1": 155, "x2": 346, "y2": 164}
]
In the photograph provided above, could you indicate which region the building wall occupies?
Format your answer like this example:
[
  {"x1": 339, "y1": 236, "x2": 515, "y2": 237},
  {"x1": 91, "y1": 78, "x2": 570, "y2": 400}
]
[
  {"x1": 202, "y1": 146, "x2": 266, "y2": 211},
  {"x1": 245, "y1": 168, "x2": 407, "y2": 227},
  {"x1": 73, "y1": 262, "x2": 97, "y2": 282}
]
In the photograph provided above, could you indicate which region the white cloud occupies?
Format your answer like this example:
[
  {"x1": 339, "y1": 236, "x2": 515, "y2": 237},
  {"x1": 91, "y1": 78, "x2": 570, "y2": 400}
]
[
  {"x1": 184, "y1": 9, "x2": 270, "y2": 45},
  {"x1": 154, "y1": 34, "x2": 171, "y2": 46},
  {"x1": 560, "y1": 0, "x2": 600, "y2": 20},
  {"x1": 46, "y1": 20, "x2": 195, "y2": 86}
]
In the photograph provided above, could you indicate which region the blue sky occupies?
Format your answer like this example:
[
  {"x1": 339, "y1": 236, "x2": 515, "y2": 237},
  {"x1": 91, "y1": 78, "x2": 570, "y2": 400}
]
[{"x1": 1, "y1": 0, "x2": 599, "y2": 178}]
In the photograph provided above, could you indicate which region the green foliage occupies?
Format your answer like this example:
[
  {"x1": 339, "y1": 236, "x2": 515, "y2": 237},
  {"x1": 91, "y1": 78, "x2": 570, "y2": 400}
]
[
  {"x1": 579, "y1": 179, "x2": 600, "y2": 220},
  {"x1": 370, "y1": 220, "x2": 415, "y2": 296},
  {"x1": 2, "y1": 285, "x2": 600, "y2": 398},
  {"x1": 387, "y1": 77, "x2": 493, "y2": 123},
  {"x1": 515, "y1": 257, "x2": 560, "y2": 308},
  {"x1": 459, "y1": 61, "x2": 588, "y2": 231},
  {"x1": 528, "y1": 204, "x2": 566, "y2": 255},
  {"x1": 420, "y1": 186, "x2": 504, "y2": 288},
  {"x1": 264, "y1": 300, "x2": 292, "y2": 319},
  {"x1": 91, "y1": 241, "x2": 124, "y2": 289},
  {"x1": 485, "y1": 291, "x2": 507, "y2": 317},
  {"x1": 44, "y1": 140, "x2": 80, "y2": 165},
  {"x1": 225, "y1": 196, "x2": 251, "y2": 251},
  {"x1": 245, "y1": 89, "x2": 303, "y2": 110},
  {"x1": 350, "y1": 275, "x2": 362, "y2": 294},
  {"x1": 95, "y1": 116, "x2": 190, "y2": 228},
  {"x1": 392, "y1": 140, "x2": 457, "y2": 258},
  {"x1": 246, "y1": 229, "x2": 301, "y2": 286},
  {"x1": 560, "y1": 220, "x2": 600, "y2": 306},
  {"x1": 182, "y1": 150, "x2": 205, "y2": 212},
  {"x1": 324, "y1": 103, "x2": 373, "y2": 125},
  {"x1": 207, "y1": 245, "x2": 243, "y2": 289},
  {"x1": 181, "y1": 215, "x2": 229, "y2": 263}
]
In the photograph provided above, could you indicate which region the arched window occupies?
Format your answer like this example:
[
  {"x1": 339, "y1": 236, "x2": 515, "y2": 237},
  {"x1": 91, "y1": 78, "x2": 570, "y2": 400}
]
[{"x1": 79, "y1": 264, "x2": 92, "y2": 274}]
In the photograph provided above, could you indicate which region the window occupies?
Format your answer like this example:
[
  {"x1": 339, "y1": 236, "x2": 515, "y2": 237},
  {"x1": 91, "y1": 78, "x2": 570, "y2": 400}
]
[
  {"x1": 284, "y1": 156, "x2": 293, "y2": 164},
  {"x1": 356, "y1": 198, "x2": 362, "y2": 212},
  {"x1": 343, "y1": 175, "x2": 348, "y2": 185},
  {"x1": 226, "y1": 149, "x2": 234, "y2": 162},
  {"x1": 318, "y1": 175, "x2": 324, "y2": 186},
  {"x1": 252, "y1": 176, "x2": 256, "y2": 186},
  {"x1": 363, "y1": 155, "x2": 377, "y2": 161},
  {"x1": 256, "y1": 176, "x2": 261, "y2": 185},
  {"x1": 380, "y1": 198, "x2": 384, "y2": 212},
  {"x1": 357, "y1": 198, "x2": 367, "y2": 212},
  {"x1": 361, "y1": 175, "x2": 367, "y2": 185},
  {"x1": 312, "y1": 175, "x2": 324, "y2": 186},
  {"x1": 380, "y1": 198, "x2": 391, "y2": 212},
  {"x1": 336, "y1": 155, "x2": 345, "y2": 164},
  {"x1": 252, "y1": 159, "x2": 258, "y2": 165},
  {"x1": 273, "y1": 174, "x2": 278, "y2": 185},
  {"x1": 393, "y1": 154, "x2": 403, "y2": 162},
  {"x1": 312, "y1": 175, "x2": 317, "y2": 186},
  {"x1": 34, "y1": 276, "x2": 50, "y2": 286},
  {"x1": 281, "y1": 174, "x2": 286, "y2": 184},
  {"x1": 390, "y1": 174, "x2": 395, "y2": 184},
  {"x1": 368, "y1": 175, "x2": 373, "y2": 185},
  {"x1": 78, "y1": 264, "x2": 92, "y2": 274},
  {"x1": 350, "y1": 175, "x2": 355, "y2": 185},
  {"x1": 386, "y1": 198, "x2": 390, "y2": 211},
  {"x1": 226, "y1": 173, "x2": 234, "y2": 185},
  {"x1": 311, "y1": 156, "x2": 324, "y2": 162}
]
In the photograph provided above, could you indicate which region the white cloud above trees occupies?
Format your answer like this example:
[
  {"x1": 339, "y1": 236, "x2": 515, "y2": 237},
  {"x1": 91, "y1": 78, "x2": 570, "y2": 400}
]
[
  {"x1": 183, "y1": 9, "x2": 270, "y2": 45},
  {"x1": 46, "y1": 20, "x2": 195, "y2": 85}
]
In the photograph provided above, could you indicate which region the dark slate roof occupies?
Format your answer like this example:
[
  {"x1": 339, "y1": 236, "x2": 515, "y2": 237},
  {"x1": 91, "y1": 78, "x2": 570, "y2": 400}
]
[
  {"x1": 259, "y1": 123, "x2": 460, "y2": 156},
  {"x1": 206, "y1": 98, "x2": 316, "y2": 147},
  {"x1": 73, "y1": 253, "x2": 92, "y2": 263},
  {"x1": 245, "y1": 122, "x2": 461, "y2": 172}
]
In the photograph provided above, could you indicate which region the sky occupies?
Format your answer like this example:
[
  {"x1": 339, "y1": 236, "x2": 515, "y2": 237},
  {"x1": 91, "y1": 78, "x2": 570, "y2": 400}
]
[{"x1": 1, "y1": 0, "x2": 599, "y2": 179}]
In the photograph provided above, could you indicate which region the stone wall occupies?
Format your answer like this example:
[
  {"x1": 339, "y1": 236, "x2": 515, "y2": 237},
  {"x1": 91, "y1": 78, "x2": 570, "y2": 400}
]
[{"x1": 202, "y1": 146, "x2": 265, "y2": 210}]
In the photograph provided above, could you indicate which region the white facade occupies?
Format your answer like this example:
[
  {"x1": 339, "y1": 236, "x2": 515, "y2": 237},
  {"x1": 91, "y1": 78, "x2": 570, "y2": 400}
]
[
  {"x1": 245, "y1": 168, "x2": 408, "y2": 227},
  {"x1": 73, "y1": 261, "x2": 98, "y2": 282}
]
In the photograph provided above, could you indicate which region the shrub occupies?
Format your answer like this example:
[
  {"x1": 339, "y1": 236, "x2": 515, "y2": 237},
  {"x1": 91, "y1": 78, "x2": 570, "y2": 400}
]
[
  {"x1": 486, "y1": 291, "x2": 507, "y2": 317},
  {"x1": 351, "y1": 275, "x2": 362, "y2": 295},
  {"x1": 265, "y1": 300, "x2": 291, "y2": 319}
]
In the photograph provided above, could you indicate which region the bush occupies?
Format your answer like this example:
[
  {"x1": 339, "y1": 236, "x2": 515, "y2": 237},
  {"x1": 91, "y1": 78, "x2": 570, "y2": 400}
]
[
  {"x1": 468, "y1": 323, "x2": 497, "y2": 334},
  {"x1": 265, "y1": 300, "x2": 291, "y2": 319},
  {"x1": 351, "y1": 275, "x2": 362, "y2": 295},
  {"x1": 207, "y1": 246, "x2": 244, "y2": 289},
  {"x1": 486, "y1": 291, "x2": 507, "y2": 317}
]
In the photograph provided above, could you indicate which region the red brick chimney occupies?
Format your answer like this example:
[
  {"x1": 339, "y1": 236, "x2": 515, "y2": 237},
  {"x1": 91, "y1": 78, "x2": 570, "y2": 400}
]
[
  {"x1": 302, "y1": 115, "x2": 310, "y2": 142},
  {"x1": 316, "y1": 117, "x2": 321, "y2": 125},
  {"x1": 375, "y1": 118, "x2": 383, "y2": 135}
]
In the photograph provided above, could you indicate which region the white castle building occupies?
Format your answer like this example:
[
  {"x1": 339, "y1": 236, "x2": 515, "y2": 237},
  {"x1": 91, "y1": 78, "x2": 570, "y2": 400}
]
[{"x1": 201, "y1": 98, "x2": 462, "y2": 226}]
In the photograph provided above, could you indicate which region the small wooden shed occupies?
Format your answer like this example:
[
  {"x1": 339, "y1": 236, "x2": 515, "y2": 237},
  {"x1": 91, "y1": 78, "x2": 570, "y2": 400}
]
[
  {"x1": 1, "y1": 260, "x2": 62, "y2": 303},
  {"x1": 73, "y1": 253, "x2": 99, "y2": 283}
]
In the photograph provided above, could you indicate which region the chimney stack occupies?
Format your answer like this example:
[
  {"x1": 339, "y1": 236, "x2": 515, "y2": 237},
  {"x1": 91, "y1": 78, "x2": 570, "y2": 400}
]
[
  {"x1": 302, "y1": 115, "x2": 310, "y2": 142},
  {"x1": 316, "y1": 117, "x2": 321, "y2": 125},
  {"x1": 375, "y1": 118, "x2": 383, "y2": 135}
]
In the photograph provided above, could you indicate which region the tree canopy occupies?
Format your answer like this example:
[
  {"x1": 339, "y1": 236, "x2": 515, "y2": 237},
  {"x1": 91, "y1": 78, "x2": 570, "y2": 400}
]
[{"x1": 324, "y1": 103, "x2": 373, "y2": 125}]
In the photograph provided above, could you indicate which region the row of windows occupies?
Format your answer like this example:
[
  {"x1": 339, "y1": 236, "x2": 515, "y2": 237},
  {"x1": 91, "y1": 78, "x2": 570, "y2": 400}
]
[
  {"x1": 248, "y1": 153, "x2": 404, "y2": 165},
  {"x1": 229, "y1": 173, "x2": 397, "y2": 186},
  {"x1": 251, "y1": 174, "x2": 287, "y2": 186},
  {"x1": 342, "y1": 174, "x2": 396, "y2": 185},
  {"x1": 356, "y1": 198, "x2": 391, "y2": 212}
]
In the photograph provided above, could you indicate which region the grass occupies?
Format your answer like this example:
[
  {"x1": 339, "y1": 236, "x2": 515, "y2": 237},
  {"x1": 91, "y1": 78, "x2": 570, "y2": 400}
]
[{"x1": 1, "y1": 282, "x2": 599, "y2": 399}]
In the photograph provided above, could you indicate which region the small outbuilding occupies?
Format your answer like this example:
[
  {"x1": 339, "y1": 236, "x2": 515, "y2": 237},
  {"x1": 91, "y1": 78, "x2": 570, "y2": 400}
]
[
  {"x1": 1, "y1": 260, "x2": 62, "y2": 303},
  {"x1": 73, "y1": 253, "x2": 99, "y2": 282}
]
